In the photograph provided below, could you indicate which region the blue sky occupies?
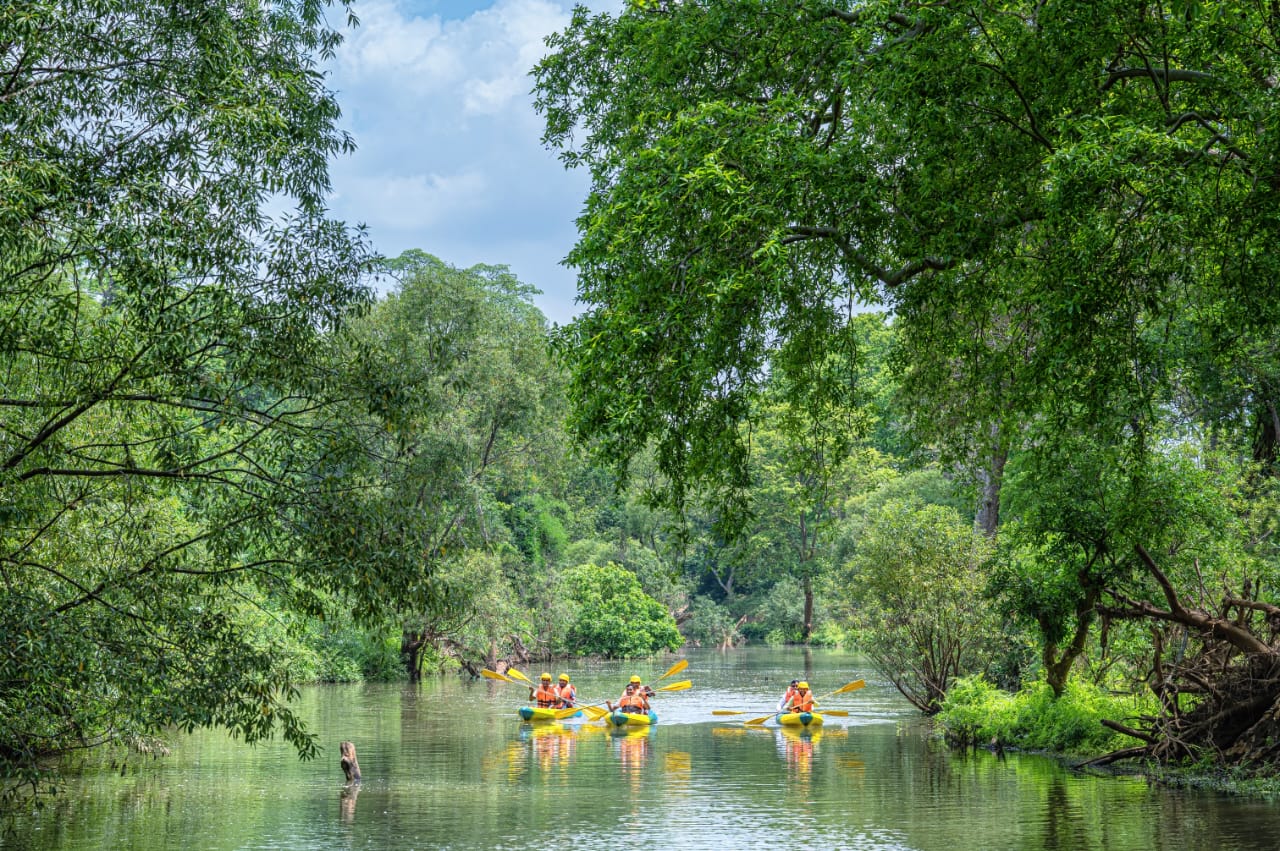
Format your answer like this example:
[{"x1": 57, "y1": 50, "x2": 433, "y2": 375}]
[{"x1": 324, "y1": 0, "x2": 617, "y2": 326}]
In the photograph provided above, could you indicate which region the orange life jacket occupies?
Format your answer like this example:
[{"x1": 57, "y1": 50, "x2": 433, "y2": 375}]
[
  {"x1": 618, "y1": 691, "x2": 649, "y2": 712},
  {"x1": 556, "y1": 684, "x2": 576, "y2": 707},
  {"x1": 533, "y1": 684, "x2": 558, "y2": 708},
  {"x1": 789, "y1": 692, "x2": 814, "y2": 713}
]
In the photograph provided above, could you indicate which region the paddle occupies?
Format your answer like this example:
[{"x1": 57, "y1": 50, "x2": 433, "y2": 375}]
[
  {"x1": 741, "y1": 679, "x2": 866, "y2": 726},
  {"x1": 505, "y1": 667, "x2": 535, "y2": 685},
  {"x1": 481, "y1": 669, "x2": 515, "y2": 683},
  {"x1": 654, "y1": 658, "x2": 688, "y2": 682},
  {"x1": 820, "y1": 679, "x2": 867, "y2": 700}
]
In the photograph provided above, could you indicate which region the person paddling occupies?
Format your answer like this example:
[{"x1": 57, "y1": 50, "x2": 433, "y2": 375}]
[
  {"x1": 555, "y1": 673, "x2": 577, "y2": 709},
  {"x1": 785, "y1": 681, "x2": 815, "y2": 713},
  {"x1": 530, "y1": 672, "x2": 558, "y2": 708},
  {"x1": 608, "y1": 676, "x2": 650, "y2": 714},
  {"x1": 777, "y1": 679, "x2": 799, "y2": 711}
]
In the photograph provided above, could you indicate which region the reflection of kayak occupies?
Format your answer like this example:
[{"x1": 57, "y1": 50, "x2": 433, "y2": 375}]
[
  {"x1": 780, "y1": 726, "x2": 822, "y2": 744},
  {"x1": 519, "y1": 721, "x2": 572, "y2": 739},
  {"x1": 604, "y1": 709, "x2": 657, "y2": 727},
  {"x1": 777, "y1": 711, "x2": 823, "y2": 728},
  {"x1": 519, "y1": 706, "x2": 580, "y2": 721},
  {"x1": 609, "y1": 723, "x2": 653, "y2": 738}
]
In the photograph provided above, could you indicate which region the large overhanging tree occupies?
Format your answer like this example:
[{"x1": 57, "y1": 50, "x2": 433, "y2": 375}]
[
  {"x1": 0, "y1": 0, "x2": 391, "y2": 801},
  {"x1": 535, "y1": 0, "x2": 1280, "y2": 761}
]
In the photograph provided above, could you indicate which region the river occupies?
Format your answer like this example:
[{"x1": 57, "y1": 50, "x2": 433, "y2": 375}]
[{"x1": 8, "y1": 647, "x2": 1279, "y2": 850}]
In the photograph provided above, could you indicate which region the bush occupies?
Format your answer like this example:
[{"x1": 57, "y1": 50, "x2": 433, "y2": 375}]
[
  {"x1": 808, "y1": 619, "x2": 847, "y2": 648},
  {"x1": 680, "y1": 594, "x2": 742, "y2": 648},
  {"x1": 558, "y1": 562, "x2": 683, "y2": 657},
  {"x1": 938, "y1": 675, "x2": 1151, "y2": 754}
]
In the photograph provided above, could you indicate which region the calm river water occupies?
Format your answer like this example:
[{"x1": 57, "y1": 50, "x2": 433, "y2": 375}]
[{"x1": 8, "y1": 648, "x2": 1279, "y2": 850}]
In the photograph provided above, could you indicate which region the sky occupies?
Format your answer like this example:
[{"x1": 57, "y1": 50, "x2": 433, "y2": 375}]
[{"x1": 323, "y1": 0, "x2": 617, "y2": 326}]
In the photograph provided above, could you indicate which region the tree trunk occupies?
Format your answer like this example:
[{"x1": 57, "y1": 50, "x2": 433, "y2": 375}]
[
  {"x1": 401, "y1": 631, "x2": 425, "y2": 682},
  {"x1": 1042, "y1": 589, "x2": 1098, "y2": 697},
  {"x1": 340, "y1": 741, "x2": 362, "y2": 783},
  {"x1": 802, "y1": 574, "x2": 814, "y2": 643},
  {"x1": 975, "y1": 440, "x2": 1007, "y2": 537}
]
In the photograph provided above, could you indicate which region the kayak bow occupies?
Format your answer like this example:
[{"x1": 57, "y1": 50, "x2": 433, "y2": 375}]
[{"x1": 604, "y1": 709, "x2": 658, "y2": 727}]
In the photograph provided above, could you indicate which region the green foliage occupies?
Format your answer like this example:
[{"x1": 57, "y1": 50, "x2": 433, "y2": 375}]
[
  {"x1": 939, "y1": 676, "x2": 1151, "y2": 756},
  {"x1": 507, "y1": 494, "x2": 571, "y2": 571},
  {"x1": 322, "y1": 251, "x2": 563, "y2": 670},
  {"x1": 747, "y1": 576, "x2": 806, "y2": 644},
  {"x1": 841, "y1": 496, "x2": 1009, "y2": 713},
  {"x1": 994, "y1": 440, "x2": 1251, "y2": 693},
  {"x1": 680, "y1": 594, "x2": 743, "y2": 648},
  {"x1": 558, "y1": 562, "x2": 683, "y2": 658},
  {"x1": 0, "y1": 0, "x2": 375, "y2": 802}
]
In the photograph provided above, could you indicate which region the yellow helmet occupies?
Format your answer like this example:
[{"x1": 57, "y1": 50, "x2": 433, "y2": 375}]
[
  {"x1": 797, "y1": 681, "x2": 809, "y2": 690},
  {"x1": 558, "y1": 674, "x2": 570, "y2": 682},
  {"x1": 629, "y1": 675, "x2": 642, "y2": 683},
  {"x1": 540, "y1": 672, "x2": 552, "y2": 680}
]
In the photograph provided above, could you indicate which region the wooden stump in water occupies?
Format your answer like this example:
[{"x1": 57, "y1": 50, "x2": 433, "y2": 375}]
[{"x1": 340, "y1": 741, "x2": 362, "y2": 783}]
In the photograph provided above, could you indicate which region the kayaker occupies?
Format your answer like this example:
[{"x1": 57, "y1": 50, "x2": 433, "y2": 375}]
[
  {"x1": 530, "y1": 673, "x2": 558, "y2": 708},
  {"x1": 608, "y1": 677, "x2": 650, "y2": 714},
  {"x1": 777, "y1": 679, "x2": 799, "y2": 711},
  {"x1": 555, "y1": 673, "x2": 577, "y2": 708},
  {"x1": 786, "y1": 681, "x2": 816, "y2": 713}
]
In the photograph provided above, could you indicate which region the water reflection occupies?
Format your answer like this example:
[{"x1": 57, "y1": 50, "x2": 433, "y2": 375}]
[
  {"x1": 509, "y1": 721, "x2": 581, "y2": 779},
  {"x1": 338, "y1": 784, "x2": 359, "y2": 823},
  {"x1": 13, "y1": 648, "x2": 1280, "y2": 851},
  {"x1": 779, "y1": 726, "x2": 819, "y2": 781},
  {"x1": 610, "y1": 725, "x2": 652, "y2": 787}
]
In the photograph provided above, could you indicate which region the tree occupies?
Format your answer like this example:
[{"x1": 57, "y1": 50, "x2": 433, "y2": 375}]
[
  {"x1": 744, "y1": 391, "x2": 859, "y2": 642},
  {"x1": 0, "y1": 0, "x2": 374, "y2": 802},
  {"x1": 325, "y1": 251, "x2": 563, "y2": 679},
  {"x1": 558, "y1": 562, "x2": 683, "y2": 658},
  {"x1": 842, "y1": 496, "x2": 1002, "y2": 713},
  {"x1": 533, "y1": 0, "x2": 1280, "y2": 529},
  {"x1": 534, "y1": 1, "x2": 1280, "y2": 757}
]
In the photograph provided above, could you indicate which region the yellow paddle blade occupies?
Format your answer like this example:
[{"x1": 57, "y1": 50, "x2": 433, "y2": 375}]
[
  {"x1": 656, "y1": 658, "x2": 688, "y2": 682},
  {"x1": 831, "y1": 679, "x2": 865, "y2": 696},
  {"x1": 712, "y1": 710, "x2": 748, "y2": 716},
  {"x1": 656, "y1": 679, "x2": 691, "y2": 692},
  {"x1": 582, "y1": 705, "x2": 611, "y2": 720},
  {"x1": 480, "y1": 669, "x2": 511, "y2": 682},
  {"x1": 823, "y1": 710, "x2": 850, "y2": 717},
  {"x1": 744, "y1": 715, "x2": 773, "y2": 726},
  {"x1": 505, "y1": 667, "x2": 534, "y2": 685},
  {"x1": 554, "y1": 705, "x2": 583, "y2": 720}
]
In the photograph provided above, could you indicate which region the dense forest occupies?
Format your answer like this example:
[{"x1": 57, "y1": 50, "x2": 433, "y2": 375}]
[{"x1": 5, "y1": 0, "x2": 1280, "y2": 806}]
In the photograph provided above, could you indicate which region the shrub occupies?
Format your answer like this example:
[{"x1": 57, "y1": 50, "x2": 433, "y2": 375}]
[
  {"x1": 680, "y1": 594, "x2": 742, "y2": 648},
  {"x1": 558, "y1": 562, "x2": 683, "y2": 657},
  {"x1": 938, "y1": 675, "x2": 1151, "y2": 754}
]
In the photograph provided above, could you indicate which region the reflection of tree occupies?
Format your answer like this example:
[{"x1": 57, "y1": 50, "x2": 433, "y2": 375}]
[
  {"x1": 1040, "y1": 777, "x2": 1086, "y2": 851},
  {"x1": 339, "y1": 785, "x2": 360, "y2": 824}
]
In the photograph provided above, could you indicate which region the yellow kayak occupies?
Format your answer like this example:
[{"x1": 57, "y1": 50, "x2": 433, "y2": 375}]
[
  {"x1": 777, "y1": 711, "x2": 823, "y2": 728},
  {"x1": 518, "y1": 706, "x2": 580, "y2": 721},
  {"x1": 604, "y1": 709, "x2": 658, "y2": 727}
]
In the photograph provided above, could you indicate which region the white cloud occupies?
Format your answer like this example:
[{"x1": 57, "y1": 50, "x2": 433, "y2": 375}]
[{"x1": 325, "y1": 0, "x2": 615, "y2": 325}]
